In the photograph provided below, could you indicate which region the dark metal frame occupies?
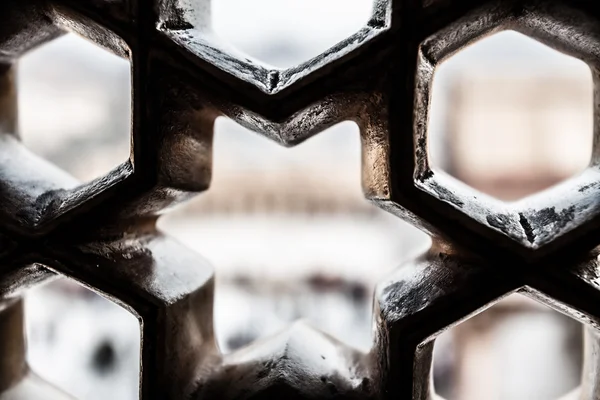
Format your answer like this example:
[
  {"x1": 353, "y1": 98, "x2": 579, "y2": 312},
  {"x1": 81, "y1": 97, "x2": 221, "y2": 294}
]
[{"x1": 1, "y1": 0, "x2": 600, "y2": 399}]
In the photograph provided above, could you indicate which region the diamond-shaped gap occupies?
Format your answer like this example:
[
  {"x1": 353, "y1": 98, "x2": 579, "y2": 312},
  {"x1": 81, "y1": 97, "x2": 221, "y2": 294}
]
[
  {"x1": 25, "y1": 278, "x2": 140, "y2": 400},
  {"x1": 18, "y1": 33, "x2": 131, "y2": 184},
  {"x1": 432, "y1": 293, "x2": 582, "y2": 400},
  {"x1": 428, "y1": 30, "x2": 593, "y2": 202},
  {"x1": 159, "y1": 118, "x2": 428, "y2": 354},
  {"x1": 159, "y1": 0, "x2": 388, "y2": 92}
]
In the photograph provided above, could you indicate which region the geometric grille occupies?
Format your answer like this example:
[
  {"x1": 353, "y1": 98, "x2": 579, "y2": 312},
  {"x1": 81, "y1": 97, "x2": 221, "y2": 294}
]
[{"x1": 1, "y1": 0, "x2": 600, "y2": 399}]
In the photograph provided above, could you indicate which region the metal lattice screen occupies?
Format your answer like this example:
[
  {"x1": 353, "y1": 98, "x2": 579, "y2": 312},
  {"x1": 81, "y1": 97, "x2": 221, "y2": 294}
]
[{"x1": 1, "y1": 0, "x2": 600, "y2": 399}]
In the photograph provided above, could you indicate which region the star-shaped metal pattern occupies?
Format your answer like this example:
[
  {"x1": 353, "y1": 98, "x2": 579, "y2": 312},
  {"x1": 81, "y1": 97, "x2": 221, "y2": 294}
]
[{"x1": 2, "y1": 0, "x2": 600, "y2": 399}]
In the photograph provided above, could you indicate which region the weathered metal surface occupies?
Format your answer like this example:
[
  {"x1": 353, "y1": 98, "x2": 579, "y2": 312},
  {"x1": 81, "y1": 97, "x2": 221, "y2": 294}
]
[{"x1": 1, "y1": 0, "x2": 600, "y2": 399}]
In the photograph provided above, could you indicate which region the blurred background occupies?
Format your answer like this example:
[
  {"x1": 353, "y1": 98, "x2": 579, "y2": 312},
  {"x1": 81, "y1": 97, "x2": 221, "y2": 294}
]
[{"x1": 17, "y1": 1, "x2": 593, "y2": 399}]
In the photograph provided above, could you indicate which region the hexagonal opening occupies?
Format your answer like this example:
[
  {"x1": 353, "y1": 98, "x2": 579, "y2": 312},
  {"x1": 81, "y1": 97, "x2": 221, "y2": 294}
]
[
  {"x1": 432, "y1": 294, "x2": 581, "y2": 399},
  {"x1": 428, "y1": 30, "x2": 593, "y2": 202},
  {"x1": 159, "y1": 118, "x2": 428, "y2": 353},
  {"x1": 159, "y1": 0, "x2": 389, "y2": 92},
  {"x1": 211, "y1": 0, "x2": 375, "y2": 68},
  {"x1": 25, "y1": 278, "x2": 140, "y2": 400},
  {"x1": 18, "y1": 33, "x2": 131, "y2": 183}
]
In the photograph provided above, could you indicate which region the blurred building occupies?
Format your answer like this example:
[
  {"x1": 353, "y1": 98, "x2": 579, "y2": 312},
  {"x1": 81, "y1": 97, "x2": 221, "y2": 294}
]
[{"x1": 444, "y1": 73, "x2": 592, "y2": 200}]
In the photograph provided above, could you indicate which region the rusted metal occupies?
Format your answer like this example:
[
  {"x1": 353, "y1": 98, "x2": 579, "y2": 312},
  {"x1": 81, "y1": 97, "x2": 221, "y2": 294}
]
[{"x1": 1, "y1": 0, "x2": 600, "y2": 399}]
